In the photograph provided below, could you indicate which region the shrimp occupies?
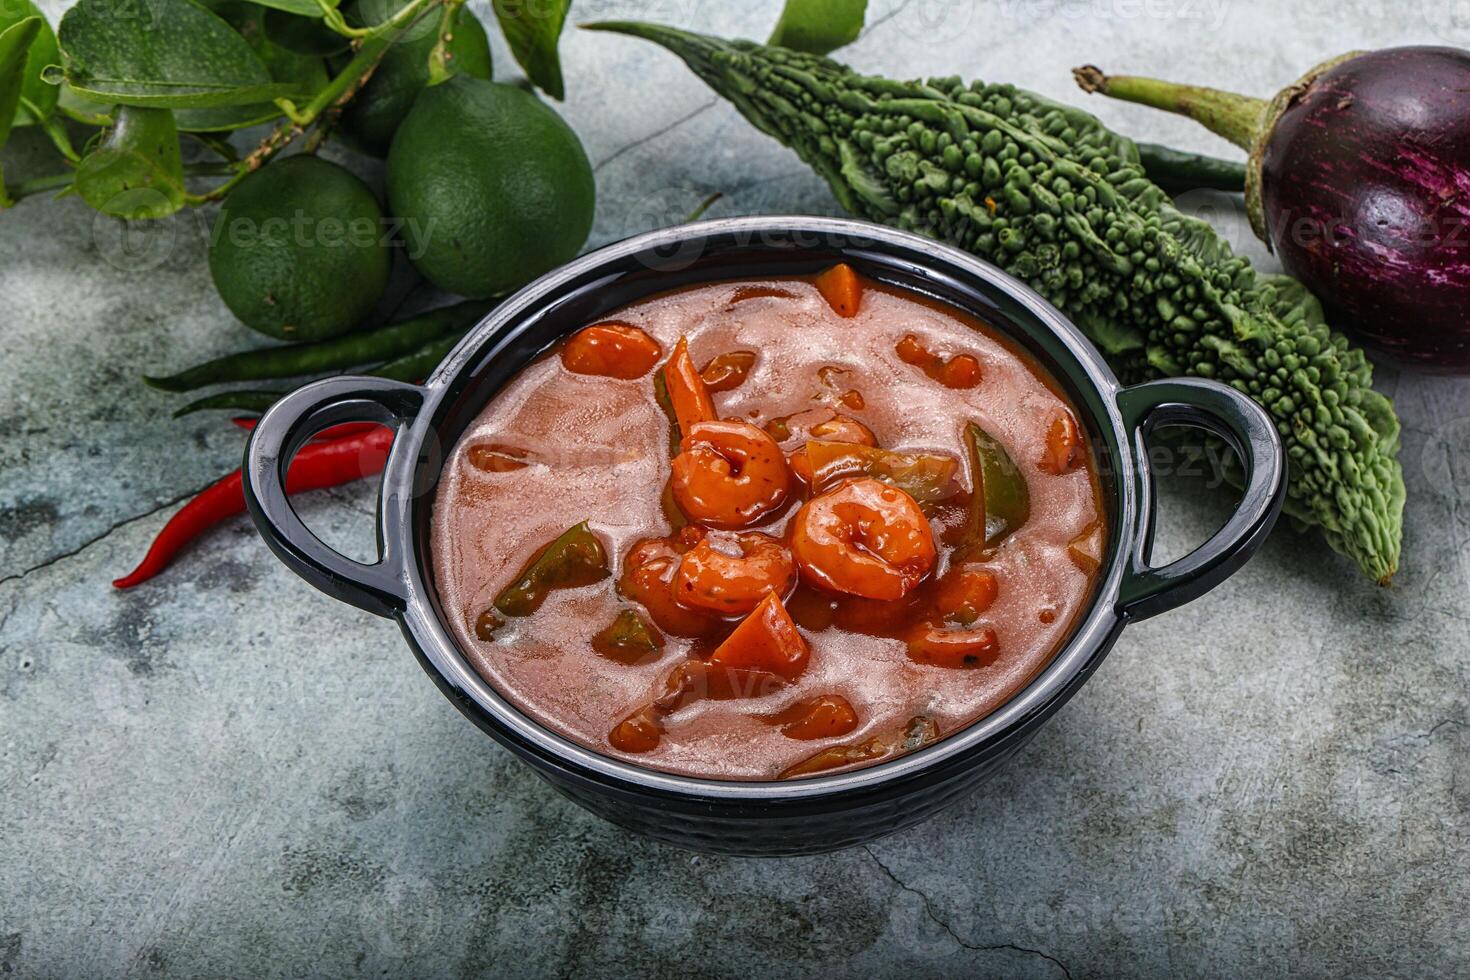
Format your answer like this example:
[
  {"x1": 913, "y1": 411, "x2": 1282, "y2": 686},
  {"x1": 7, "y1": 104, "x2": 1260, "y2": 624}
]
[
  {"x1": 791, "y1": 477, "x2": 937, "y2": 600},
  {"x1": 672, "y1": 531, "x2": 795, "y2": 616},
  {"x1": 618, "y1": 536, "x2": 720, "y2": 638},
  {"x1": 670, "y1": 419, "x2": 791, "y2": 529}
]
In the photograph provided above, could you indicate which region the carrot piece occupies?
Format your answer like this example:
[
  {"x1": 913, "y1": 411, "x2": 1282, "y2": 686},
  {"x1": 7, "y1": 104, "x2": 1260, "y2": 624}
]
[
  {"x1": 707, "y1": 591, "x2": 810, "y2": 681},
  {"x1": 608, "y1": 705, "x2": 663, "y2": 753},
  {"x1": 906, "y1": 624, "x2": 999, "y2": 668},
  {"x1": 762, "y1": 694, "x2": 859, "y2": 740},
  {"x1": 940, "y1": 354, "x2": 982, "y2": 389},
  {"x1": 561, "y1": 323, "x2": 662, "y2": 379},
  {"x1": 661, "y1": 336, "x2": 716, "y2": 437},
  {"x1": 933, "y1": 568, "x2": 998, "y2": 625},
  {"x1": 895, "y1": 334, "x2": 932, "y2": 367},
  {"x1": 699, "y1": 350, "x2": 757, "y2": 392},
  {"x1": 814, "y1": 262, "x2": 862, "y2": 317},
  {"x1": 1040, "y1": 411, "x2": 1081, "y2": 474}
]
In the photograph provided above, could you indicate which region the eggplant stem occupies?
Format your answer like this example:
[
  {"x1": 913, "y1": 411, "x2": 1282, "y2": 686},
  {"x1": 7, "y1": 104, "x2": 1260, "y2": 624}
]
[{"x1": 1072, "y1": 65, "x2": 1268, "y2": 152}]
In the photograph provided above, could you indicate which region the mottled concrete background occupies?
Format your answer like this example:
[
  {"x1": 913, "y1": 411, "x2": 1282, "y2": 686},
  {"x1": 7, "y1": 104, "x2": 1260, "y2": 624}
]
[{"x1": 3, "y1": 1, "x2": 1468, "y2": 977}]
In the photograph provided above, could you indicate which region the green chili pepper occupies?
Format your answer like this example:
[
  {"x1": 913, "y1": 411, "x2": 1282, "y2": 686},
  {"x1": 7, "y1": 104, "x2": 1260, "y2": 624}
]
[
  {"x1": 651, "y1": 370, "x2": 682, "y2": 456},
  {"x1": 780, "y1": 714, "x2": 938, "y2": 778},
  {"x1": 591, "y1": 608, "x2": 664, "y2": 664},
  {"x1": 963, "y1": 422, "x2": 1031, "y2": 550},
  {"x1": 369, "y1": 330, "x2": 467, "y2": 383},
  {"x1": 172, "y1": 389, "x2": 284, "y2": 418},
  {"x1": 805, "y1": 441, "x2": 960, "y2": 508},
  {"x1": 145, "y1": 301, "x2": 492, "y2": 393},
  {"x1": 494, "y1": 521, "x2": 611, "y2": 617},
  {"x1": 1134, "y1": 142, "x2": 1248, "y2": 195}
]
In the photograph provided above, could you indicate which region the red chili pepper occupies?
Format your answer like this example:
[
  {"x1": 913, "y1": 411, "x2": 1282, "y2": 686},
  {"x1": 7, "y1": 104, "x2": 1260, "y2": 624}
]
[
  {"x1": 113, "y1": 426, "x2": 394, "y2": 589},
  {"x1": 229, "y1": 417, "x2": 380, "y2": 442}
]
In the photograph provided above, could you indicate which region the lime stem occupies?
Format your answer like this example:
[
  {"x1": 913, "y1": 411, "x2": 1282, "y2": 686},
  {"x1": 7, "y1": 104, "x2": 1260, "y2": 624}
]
[
  {"x1": 219, "y1": 0, "x2": 444, "y2": 198},
  {"x1": 6, "y1": 162, "x2": 238, "y2": 205}
]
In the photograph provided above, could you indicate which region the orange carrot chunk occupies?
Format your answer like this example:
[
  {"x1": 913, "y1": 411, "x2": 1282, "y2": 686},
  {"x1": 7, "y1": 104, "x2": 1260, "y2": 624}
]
[
  {"x1": 933, "y1": 568, "x2": 999, "y2": 625},
  {"x1": 561, "y1": 324, "x2": 662, "y2": 379},
  {"x1": 814, "y1": 262, "x2": 862, "y2": 317},
  {"x1": 662, "y1": 336, "x2": 717, "y2": 436},
  {"x1": 763, "y1": 694, "x2": 859, "y2": 740},
  {"x1": 707, "y1": 592, "x2": 811, "y2": 681},
  {"x1": 906, "y1": 624, "x2": 999, "y2": 668},
  {"x1": 608, "y1": 705, "x2": 663, "y2": 753},
  {"x1": 1040, "y1": 411, "x2": 1082, "y2": 474},
  {"x1": 699, "y1": 350, "x2": 757, "y2": 392},
  {"x1": 940, "y1": 354, "x2": 982, "y2": 389}
]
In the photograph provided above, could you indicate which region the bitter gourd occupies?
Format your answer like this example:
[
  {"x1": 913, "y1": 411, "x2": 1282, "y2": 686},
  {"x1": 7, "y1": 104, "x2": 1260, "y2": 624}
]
[{"x1": 588, "y1": 22, "x2": 1406, "y2": 584}]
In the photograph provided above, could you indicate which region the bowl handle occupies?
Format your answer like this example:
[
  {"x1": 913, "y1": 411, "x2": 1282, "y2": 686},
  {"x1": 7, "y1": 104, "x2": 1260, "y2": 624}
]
[
  {"x1": 1114, "y1": 378, "x2": 1286, "y2": 622},
  {"x1": 243, "y1": 376, "x2": 424, "y2": 618}
]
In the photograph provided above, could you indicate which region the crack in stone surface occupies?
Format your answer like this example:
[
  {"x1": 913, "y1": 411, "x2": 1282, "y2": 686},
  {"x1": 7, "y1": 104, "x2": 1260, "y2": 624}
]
[
  {"x1": 860, "y1": 0, "x2": 915, "y2": 35},
  {"x1": 594, "y1": 99, "x2": 720, "y2": 173},
  {"x1": 0, "y1": 485, "x2": 206, "y2": 591},
  {"x1": 863, "y1": 846, "x2": 1073, "y2": 979}
]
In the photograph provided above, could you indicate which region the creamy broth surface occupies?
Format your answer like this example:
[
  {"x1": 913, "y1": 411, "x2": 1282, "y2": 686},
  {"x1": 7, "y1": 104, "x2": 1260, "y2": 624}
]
[{"x1": 430, "y1": 275, "x2": 1104, "y2": 779}]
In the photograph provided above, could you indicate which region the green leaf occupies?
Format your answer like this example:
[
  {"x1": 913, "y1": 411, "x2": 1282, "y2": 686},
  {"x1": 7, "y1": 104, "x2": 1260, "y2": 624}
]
[
  {"x1": 174, "y1": 4, "x2": 331, "y2": 131},
  {"x1": 243, "y1": 0, "x2": 340, "y2": 16},
  {"x1": 56, "y1": 83, "x2": 114, "y2": 126},
  {"x1": 0, "y1": 17, "x2": 43, "y2": 167},
  {"x1": 262, "y1": 8, "x2": 351, "y2": 56},
  {"x1": 74, "y1": 105, "x2": 187, "y2": 218},
  {"x1": 1, "y1": 2, "x2": 58, "y2": 125},
  {"x1": 493, "y1": 0, "x2": 570, "y2": 100},
  {"x1": 768, "y1": 0, "x2": 867, "y2": 55},
  {"x1": 57, "y1": 0, "x2": 308, "y2": 108}
]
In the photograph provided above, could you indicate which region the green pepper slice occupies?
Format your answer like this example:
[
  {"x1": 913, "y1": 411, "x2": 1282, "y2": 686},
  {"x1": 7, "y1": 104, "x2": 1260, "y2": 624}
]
[
  {"x1": 592, "y1": 608, "x2": 665, "y2": 664},
  {"x1": 651, "y1": 371, "x2": 682, "y2": 457},
  {"x1": 779, "y1": 714, "x2": 939, "y2": 779},
  {"x1": 494, "y1": 521, "x2": 610, "y2": 617},
  {"x1": 963, "y1": 422, "x2": 1031, "y2": 550},
  {"x1": 805, "y1": 441, "x2": 960, "y2": 508}
]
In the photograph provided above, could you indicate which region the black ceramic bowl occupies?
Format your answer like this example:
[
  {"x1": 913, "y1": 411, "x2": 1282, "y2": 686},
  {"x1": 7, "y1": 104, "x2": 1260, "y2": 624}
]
[{"x1": 244, "y1": 216, "x2": 1286, "y2": 856}]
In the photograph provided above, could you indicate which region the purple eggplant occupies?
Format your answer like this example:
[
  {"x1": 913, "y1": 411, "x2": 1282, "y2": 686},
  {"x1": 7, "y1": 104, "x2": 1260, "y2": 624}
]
[{"x1": 1075, "y1": 47, "x2": 1470, "y2": 373}]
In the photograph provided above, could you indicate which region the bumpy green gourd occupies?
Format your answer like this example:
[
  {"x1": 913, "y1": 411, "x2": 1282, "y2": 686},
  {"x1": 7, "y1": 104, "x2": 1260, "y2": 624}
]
[{"x1": 589, "y1": 22, "x2": 1405, "y2": 584}]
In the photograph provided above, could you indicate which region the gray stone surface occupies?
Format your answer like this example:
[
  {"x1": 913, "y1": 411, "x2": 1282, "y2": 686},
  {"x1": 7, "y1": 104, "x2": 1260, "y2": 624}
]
[{"x1": 3, "y1": 0, "x2": 1468, "y2": 976}]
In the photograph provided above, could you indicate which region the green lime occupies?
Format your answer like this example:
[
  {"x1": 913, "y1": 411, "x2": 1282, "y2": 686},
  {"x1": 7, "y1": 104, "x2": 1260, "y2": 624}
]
[
  {"x1": 208, "y1": 155, "x2": 390, "y2": 340},
  {"x1": 335, "y1": 2, "x2": 491, "y2": 157},
  {"x1": 385, "y1": 75, "x2": 595, "y2": 298}
]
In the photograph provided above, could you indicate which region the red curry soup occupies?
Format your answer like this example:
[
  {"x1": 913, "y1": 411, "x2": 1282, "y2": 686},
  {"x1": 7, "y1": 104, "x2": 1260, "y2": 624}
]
[{"x1": 430, "y1": 266, "x2": 1106, "y2": 780}]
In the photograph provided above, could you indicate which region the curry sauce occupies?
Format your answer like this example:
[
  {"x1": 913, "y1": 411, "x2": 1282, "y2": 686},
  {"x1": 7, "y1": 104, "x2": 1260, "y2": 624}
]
[{"x1": 430, "y1": 269, "x2": 1105, "y2": 780}]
